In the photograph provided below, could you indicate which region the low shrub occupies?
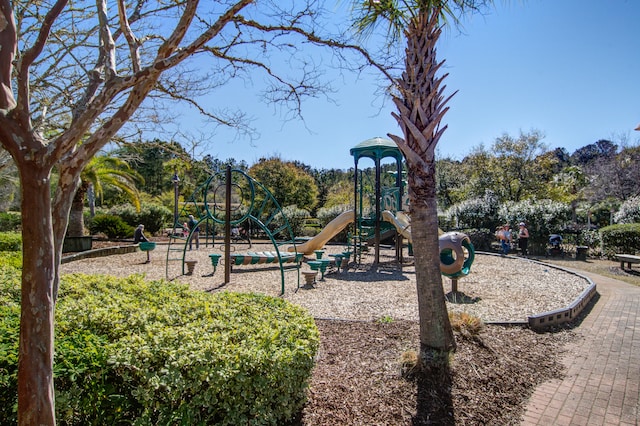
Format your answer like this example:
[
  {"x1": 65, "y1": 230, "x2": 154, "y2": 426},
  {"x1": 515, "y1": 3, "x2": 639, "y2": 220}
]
[
  {"x1": 0, "y1": 273, "x2": 319, "y2": 425},
  {"x1": 0, "y1": 263, "x2": 22, "y2": 421},
  {"x1": 89, "y1": 214, "x2": 134, "y2": 239},
  {"x1": 600, "y1": 223, "x2": 640, "y2": 258},
  {"x1": 0, "y1": 212, "x2": 21, "y2": 232},
  {"x1": 0, "y1": 232, "x2": 21, "y2": 251},
  {"x1": 317, "y1": 204, "x2": 352, "y2": 243},
  {"x1": 459, "y1": 228, "x2": 493, "y2": 252},
  {"x1": 580, "y1": 229, "x2": 602, "y2": 256},
  {"x1": 301, "y1": 226, "x2": 319, "y2": 237},
  {"x1": 108, "y1": 203, "x2": 172, "y2": 235},
  {"x1": 271, "y1": 205, "x2": 310, "y2": 239}
]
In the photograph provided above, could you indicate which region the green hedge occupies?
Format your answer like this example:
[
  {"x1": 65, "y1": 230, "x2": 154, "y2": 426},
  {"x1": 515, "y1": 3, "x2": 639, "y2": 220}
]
[
  {"x1": 89, "y1": 214, "x2": 134, "y2": 239},
  {"x1": 600, "y1": 223, "x2": 640, "y2": 258},
  {"x1": 0, "y1": 212, "x2": 21, "y2": 232},
  {"x1": 459, "y1": 228, "x2": 494, "y2": 252},
  {"x1": 0, "y1": 271, "x2": 319, "y2": 425},
  {"x1": 107, "y1": 203, "x2": 172, "y2": 235},
  {"x1": 0, "y1": 232, "x2": 21, "y2": 252}
]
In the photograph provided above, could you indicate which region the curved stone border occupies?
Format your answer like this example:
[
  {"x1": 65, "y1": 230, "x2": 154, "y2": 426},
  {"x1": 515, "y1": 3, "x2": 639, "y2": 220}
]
[
  {"x1": 528, "y1": 278, "x2": 597, "y2": 330},
  {"x1": 61, "y1": 244, "x2": 140, "y2": 264},
  {"x1": 477, "y1": 253, "x2": 598, "y2": 330}
]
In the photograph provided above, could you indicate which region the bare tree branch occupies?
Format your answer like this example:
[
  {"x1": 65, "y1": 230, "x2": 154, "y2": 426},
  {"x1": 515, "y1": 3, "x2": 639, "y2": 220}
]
[
  {"x1": 16, "y1": 0, "x2": 68, "y2": 121},
  {"x1": 117, "y1": 0, "x2": 141, "y2": 73},
  {"x1": 0, "y1": 0, "x2": 17, "y2": 110},
  {"x1": 96, "y1": 0, "x2": 117, "y2": 79}
]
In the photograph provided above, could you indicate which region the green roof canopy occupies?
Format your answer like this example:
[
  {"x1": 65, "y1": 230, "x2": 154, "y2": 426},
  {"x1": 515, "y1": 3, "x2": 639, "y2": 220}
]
[{"x1": 350, "y1": 137, "x2": 403, "y2": 163}]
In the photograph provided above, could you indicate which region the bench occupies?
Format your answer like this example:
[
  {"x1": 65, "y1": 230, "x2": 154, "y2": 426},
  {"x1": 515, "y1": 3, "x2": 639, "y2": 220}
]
[
  {"x1": 615, "y1": 254, "x2": 640, "y2": 270},
  {"x1": 230, "y1": 251, "x2": 303, "y2": 267}
]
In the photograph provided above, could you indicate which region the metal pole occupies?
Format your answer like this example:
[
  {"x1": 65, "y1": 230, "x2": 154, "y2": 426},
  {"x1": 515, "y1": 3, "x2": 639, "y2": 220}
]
[
  {"x1": 224, "y1": 166, "x2": 232, "y2": 284},
  {"x1": 172, "y1": 172, "x2": 180, "y2": 234},
  {"x1": 374, "y1": 157, "x2": 381, "y2": 265}
]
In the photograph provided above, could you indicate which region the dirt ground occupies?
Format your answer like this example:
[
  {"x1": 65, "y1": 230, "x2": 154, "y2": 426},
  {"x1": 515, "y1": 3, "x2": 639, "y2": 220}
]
[{"x1": 83, "y1": 240, "x2": 639, "y2": 425}]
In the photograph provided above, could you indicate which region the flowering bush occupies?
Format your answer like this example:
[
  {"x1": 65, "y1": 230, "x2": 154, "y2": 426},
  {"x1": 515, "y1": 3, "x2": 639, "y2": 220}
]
[
  {"x1": 443, "y1": 191, "x2": 499, "y2": 230},
  {"x1": 270, "y1": 205, "x2": 310, "y2": 239},
  {"x1": 614, "y1": 196, "x2": 640, "y2": 224},
  {"x1": 499, "y1": 199, "x2": 571, "y2": 255}
]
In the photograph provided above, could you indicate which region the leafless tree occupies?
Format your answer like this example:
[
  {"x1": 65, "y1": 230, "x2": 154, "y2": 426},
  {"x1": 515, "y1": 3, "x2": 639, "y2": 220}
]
[{"x1": 0, "y1": 1, "x2": 383, "y2": 423}]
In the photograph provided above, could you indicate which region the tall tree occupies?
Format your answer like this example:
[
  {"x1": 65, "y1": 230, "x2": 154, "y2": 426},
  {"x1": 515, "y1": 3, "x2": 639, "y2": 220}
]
[
  {"x1": 491, "y1": 129, "x2": 550, "y2": 202},
  {"x1": 67, "y1": 155, "x2": 143, "y2": 237},
  {"x1": 116, "y1": 140, "x2": 187, "y2": 196},
  {"x1": 249, "y1": 157, "x2": 319, "y2": 211},
  {"x1": 350, "y1": 0, "x2": 493, "y2": 365},
  {"x1": 0, "y1": 1, "x2": 373, "y2": 423}
]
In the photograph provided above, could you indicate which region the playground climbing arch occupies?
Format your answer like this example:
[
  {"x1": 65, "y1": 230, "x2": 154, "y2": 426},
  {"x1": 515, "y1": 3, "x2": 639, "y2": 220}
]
[{"x1": 166, "y1": 167, "x2": 299, "y2": 295}]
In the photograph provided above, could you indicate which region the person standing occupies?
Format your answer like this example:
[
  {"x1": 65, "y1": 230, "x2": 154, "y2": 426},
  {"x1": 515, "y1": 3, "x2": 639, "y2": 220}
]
[
  {"x1": 500, "y1": 224, "x2": 512, "y2": 255},
  {"x1": 518, "y1": 222, "x2": 530, "y2": 257},
  {"x1": 188, "y1": 215, "x2": 200, "y2": 250}
]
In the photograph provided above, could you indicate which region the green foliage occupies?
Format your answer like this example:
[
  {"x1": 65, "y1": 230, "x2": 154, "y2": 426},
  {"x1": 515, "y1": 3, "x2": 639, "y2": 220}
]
[
  {"x1": 0, "y1": 264, "x2": 21, "y2": 421},
  {"x1": 580, "y1": 229, "x2": 602, "y2": 256},
  {"x1": 460, "y1": 228, "x2": 494, "y2": 252},
  {"x1": 317, "y1": 204, "x2": 351, "y2": 242},
  {"x1": 316, "y1": 204, "x2": 350, "y2": 228},
  {"x1": 443, "y1": 191, "x2": 499, "y2": 231},
  {"x1": 600, "y1": 223, "x2": 640, "y2": 257},
  {"x1": 322, "y1": 179, "x2": 353, "y2": 210},
  {"x1": 108, "y1": 203, "x2": 172, "y2": 235},
  {"x1": 0, "y1": 232, "x2": 21, "y2": 251},
  {"x1": 614, "y1": 196, "x2": 640, "y2": 224},
  {"x1": 0, "y1": 251, "x2": 22, "y2": 268},
  {"x1": 0, "y1": 273, "x2": 319, "y2": 425},
  {"x1": 272, "y1": 205, "x2": 310, "y2": 238},
  {"x1": 499, "y1": 199, "x2": 571, "y2": 255},
  {"x1": 89, "y1": 214, "x2": 134, "y2": 239},
  {"x1": 0, "y1": 212, "x2": 21, "y2": 232},
  {"x1": 249, "y1": 158, "x2": 318, "y2": 211}
]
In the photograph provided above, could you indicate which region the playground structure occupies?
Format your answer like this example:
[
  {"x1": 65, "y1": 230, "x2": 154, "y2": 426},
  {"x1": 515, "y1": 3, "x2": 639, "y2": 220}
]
[
  {"x1": 166, "y1": 167, "x2": 300, "y2": 295},
  {"x1": 350, "y1": 137, "x2": 474, "y2": 280},
  {"x1": 168, "y1": 137, "x2": 474, "y2": 293}
]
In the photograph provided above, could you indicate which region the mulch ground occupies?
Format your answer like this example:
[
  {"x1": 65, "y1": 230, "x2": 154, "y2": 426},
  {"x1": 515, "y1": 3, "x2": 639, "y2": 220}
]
[{"x1": 299, "y1": 319, "x2": 576, "y2": 426}]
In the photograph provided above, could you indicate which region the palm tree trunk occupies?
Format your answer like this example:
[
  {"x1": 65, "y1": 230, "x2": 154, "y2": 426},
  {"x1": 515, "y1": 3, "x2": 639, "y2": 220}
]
[
  {"x1": 67, "y1": 182, "x2": 87, "y2": 237},
  {"x1": 388, "y1": 8, "x2": 456, "y2": 361}
]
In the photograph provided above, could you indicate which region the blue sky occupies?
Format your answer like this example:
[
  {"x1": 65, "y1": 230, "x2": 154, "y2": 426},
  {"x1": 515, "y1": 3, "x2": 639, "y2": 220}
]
[{"x1": 191, "y1": 0, "x2": 640, "y2": 171}]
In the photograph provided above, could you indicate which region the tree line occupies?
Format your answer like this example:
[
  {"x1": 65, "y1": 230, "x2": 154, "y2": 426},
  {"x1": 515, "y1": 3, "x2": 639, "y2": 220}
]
[{"x1": 3, "y1": 130, "x2": 637, "y2": 233}]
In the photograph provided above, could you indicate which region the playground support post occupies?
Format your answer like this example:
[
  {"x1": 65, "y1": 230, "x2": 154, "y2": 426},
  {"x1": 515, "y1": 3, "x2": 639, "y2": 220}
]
[
  {"x1": 224, "y1": 166, "x2": 232, "y2": 284},
  {"x1": 172, "y1": 171, "x2": 180, "y2": 234}
]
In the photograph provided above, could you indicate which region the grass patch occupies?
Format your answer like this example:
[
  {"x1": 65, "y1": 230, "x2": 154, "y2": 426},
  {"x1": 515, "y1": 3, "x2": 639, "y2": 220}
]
[{"x1": 533, "y1": 256, "x2": 640, "y2": 287}]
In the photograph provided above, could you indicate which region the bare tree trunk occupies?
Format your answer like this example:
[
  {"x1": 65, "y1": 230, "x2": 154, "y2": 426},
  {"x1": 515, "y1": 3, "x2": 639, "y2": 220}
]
[{"x1": 18, "y1": 167, "x2": 56, "y2": 426}]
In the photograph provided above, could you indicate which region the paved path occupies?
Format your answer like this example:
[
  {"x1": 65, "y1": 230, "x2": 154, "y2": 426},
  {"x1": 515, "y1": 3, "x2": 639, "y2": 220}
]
[{"x1": 521, "y1": 271, "x2": 640, "y2": 426}]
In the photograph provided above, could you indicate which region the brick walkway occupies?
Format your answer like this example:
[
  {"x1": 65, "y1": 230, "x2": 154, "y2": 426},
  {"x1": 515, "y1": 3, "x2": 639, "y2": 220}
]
[{"x1": 521, "y1": 271, "x2": 640, "y2": 425}]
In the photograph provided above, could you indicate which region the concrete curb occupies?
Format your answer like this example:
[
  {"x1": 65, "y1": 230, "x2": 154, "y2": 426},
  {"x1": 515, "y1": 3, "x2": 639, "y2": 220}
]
[{"x1": 477, "y1": 252, "x2": 598, "y2": 330}]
